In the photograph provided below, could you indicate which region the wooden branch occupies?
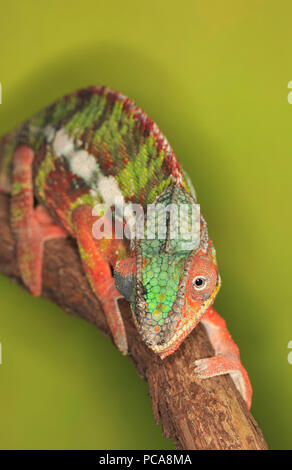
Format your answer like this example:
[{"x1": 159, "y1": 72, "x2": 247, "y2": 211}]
[{"x1": 0, "y1": 192, "x2": 268, "y2": 450}]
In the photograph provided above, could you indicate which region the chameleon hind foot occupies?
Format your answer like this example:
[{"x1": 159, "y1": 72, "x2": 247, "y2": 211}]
[
  {"x1": 11, "y1": 146, "x2": 67, "y2": 296},
  {"x1": 194, "y1": 306, "x2": 252, "y2": 409}
]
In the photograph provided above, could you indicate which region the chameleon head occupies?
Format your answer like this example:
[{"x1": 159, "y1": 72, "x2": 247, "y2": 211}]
[
  {"x1": 133, "y1": 239, "x2": 220, "y2": 359},
  {"x1": 115, "y1": 185, "x2": 221, "y2": 358}
]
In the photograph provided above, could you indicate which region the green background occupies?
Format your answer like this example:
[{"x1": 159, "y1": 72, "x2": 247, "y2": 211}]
[{"x1": 0, "y1": 0, "x2": 291, "y2": 450}]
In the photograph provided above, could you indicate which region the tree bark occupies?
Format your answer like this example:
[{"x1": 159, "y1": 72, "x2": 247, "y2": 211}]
[{"x1": 0, "y1": 192, "x2": 268, "y2": 450}]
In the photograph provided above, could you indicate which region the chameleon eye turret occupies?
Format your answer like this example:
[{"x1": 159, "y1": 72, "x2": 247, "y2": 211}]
[{"x1": 193, "y1": 276, "x2": 207, "y2": 290}]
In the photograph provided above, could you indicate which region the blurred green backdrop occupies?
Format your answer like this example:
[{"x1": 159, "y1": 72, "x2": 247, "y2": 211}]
[{"x1": 0, "y1": 0, "x2": 291, "y2": 450}]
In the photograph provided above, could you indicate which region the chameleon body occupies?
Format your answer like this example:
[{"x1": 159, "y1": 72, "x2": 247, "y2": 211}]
[{"x1": 0, "y1": 86, "x2": 252, "y2": 408}]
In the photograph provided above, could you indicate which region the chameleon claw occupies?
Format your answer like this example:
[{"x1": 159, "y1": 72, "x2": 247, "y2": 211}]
[
  {"x1": 114, "y1": 332, "x2": 128, "y2": 356},
  {"x1": 193, "y1": 358, "x2": 209, "y2": 375},
  {"x1": 193, "y1": 354, "x2": 240, "y2": 379}
]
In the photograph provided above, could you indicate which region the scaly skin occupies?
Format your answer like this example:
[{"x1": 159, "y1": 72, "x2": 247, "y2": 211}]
[{"x1": 0, "y1": 86, "x2": 252, "y2": 409}]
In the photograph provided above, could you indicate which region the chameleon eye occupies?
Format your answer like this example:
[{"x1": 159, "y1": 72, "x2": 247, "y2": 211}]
[{"x1": 193, "y1": 276, "x2": 208, "y2": 291}]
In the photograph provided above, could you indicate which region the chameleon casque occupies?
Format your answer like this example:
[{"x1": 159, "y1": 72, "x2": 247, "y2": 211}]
[{"x1": 0, "y1": 86, "x2": 252, "y2": 409}]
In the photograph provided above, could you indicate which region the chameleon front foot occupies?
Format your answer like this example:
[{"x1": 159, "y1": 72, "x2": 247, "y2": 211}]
[
  {"x1": 198, "y1": 306, "x2": 253, "y2": 409},
  {"x1": 72, "y1": 204, "x2": 128, "y2": 356},
  {"x1": 194, "y1": 354, "x2": 240, "y2": 377},
  {"x1": 101, "y1": 279, "x2": 128, "y2": 355},
  {"x1": 193, "y1": 354, "x2": 252, "y2": 409}
]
